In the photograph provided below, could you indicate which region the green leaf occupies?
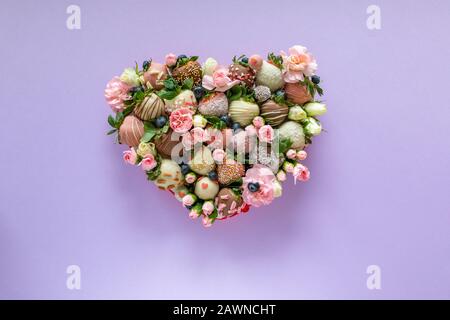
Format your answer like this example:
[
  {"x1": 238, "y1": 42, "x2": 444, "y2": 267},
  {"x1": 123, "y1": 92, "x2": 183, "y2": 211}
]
[
  {"x1": 157, "y1": 89, "x2": 179, "y2": 100},
  {"x1": 204, "y1": 115, "x2": 226, "y2": 130},
  {"x1": 278, "y1": 138, "x2": 293, "y2": 155},
  {"x1": 267, "y1": 52, "x2": 283, "y2": 69},
  {"x1": 226, "y1": 85, "x2": 243, "y2": 101},
  {"x1": 182, "y1": 77, "x2": 194, "y2": 90},
  {"x1": 146, "y1": 166, "x2": 161, "y2": 181},
  {"x1": 189, "y1": 56, "x2": 199, "y2": 62},
  {"x1": 106, "y1": 129, "x2": 117, "y2": 135},
  {"x1": 107, "y1": 115, "x2": 116, "y2": 128}
]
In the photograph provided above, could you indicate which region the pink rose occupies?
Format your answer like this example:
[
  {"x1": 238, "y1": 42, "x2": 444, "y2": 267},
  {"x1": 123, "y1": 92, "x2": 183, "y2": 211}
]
[
  {"x1": 258, "y1": 125, "x2": 274, "y2": 143},
  {"x1": 165, "y1": 53, "x2": 177, "y2": 67},
  {"x1": 104, "y1": 77, "x2": 131, "y2": 113},
  {"x1": 202, "y1": 201, "x2": 215, "y2": 216},
  {"x1": 123, "y1": 148, "x2": 137, "y2": 165},
  {"x1": 182, "y1": 194, "x2": 196, "y2": 207},
  {"x1": 202, "y1": 67, "x2": 240, "y2": 92},
  {"x1": 191, "y1": 127, "x2": 209, "y2": 144},
  {"x1": 293, "y1": 163, "x2": 310, "y2": 184},
  {"x1": 280, "y1": 45, "x2": 318, "y2": 83},
  {"x1": 185, "y1": 173, "x2": 197, "y2": 184},
  {"x1": 212, "y1": 149, "x2": 225, "y2": 163},
  {"x1": 242, "y1": 164, "x2": 276, "y2": 207},
  {"x1": 296, "y1": 150, "x2": 307, "y2": 160},
  {"x1": 181, "y1": 132, "x2": 194, "y2": 150},
  {"x1": 141, "y1": 154, "x2": 157, "y2": 171},
  {"x1": 252, "y1": 116, "x2": 265, "y2": 129},
  {"x1": 169, "y1": 107, "x2": 193, "y2": 133}
]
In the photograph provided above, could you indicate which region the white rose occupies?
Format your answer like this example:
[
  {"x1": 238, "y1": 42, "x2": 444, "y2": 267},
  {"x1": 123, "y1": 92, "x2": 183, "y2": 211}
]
[
  {"x1": 304, "y1": 118, "x2": 322, "y2": 136},
  {"x1": 193, "y1": 114, "x2": 207, "y2": 128},
  {"x1": 120, "y1": 67, "x2": 140, "y2": 86},
  {"x1": 304, "y1": 102, "x2": 327, "y2": 117},
  {"x1": 272, "y1": 180, "x2": 283, "y2": 198},
  {"x1": 288, "y1": 106, "x2": 307, "y2": 121},
  {"x1": 202, "y1": 58, "x2": 218, "y2": 76}
]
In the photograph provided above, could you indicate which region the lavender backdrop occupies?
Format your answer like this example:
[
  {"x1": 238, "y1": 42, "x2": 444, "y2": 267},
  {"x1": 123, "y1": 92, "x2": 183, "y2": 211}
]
[{"x1": 0, "y1": 0, "x2": 449, "y2": 299}]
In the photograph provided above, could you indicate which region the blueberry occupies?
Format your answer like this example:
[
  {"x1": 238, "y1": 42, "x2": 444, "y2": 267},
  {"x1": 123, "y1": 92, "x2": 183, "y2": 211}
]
[
  {"x1": 248, "y1": 182, "x2": 260, "y2": 193},
  {"x1": 311, "y1": 75, "x2": 320, "y2": 84},
  {"x1": 177, "y1": 54, "x2": 188, "y2": 60},
  {"x1": 232, "y1": 122, "x2": 241, "y2": 131},
  {"x1": 275, "y1": 89, "x2": 285, "y2": 97},
  {"x1": 181, "y1": 164, "x2": 190, "y2": 175},
  {"x1": 129, "y1": 86, "x2": 141, "y2": 94},
  {"x1": 220, "y1": 115, "x2": 231, "y2": 125},
  {"x1": 240, "y1": 57, "x2": 249, "y2": 64},
  {"x1": 155, "y1": 115, "x2": 167, "y2": 128},
  {"x1": 193, "y1": 86, "x2": 206, "y2": 100},
  {"x1": 142, "y1": 60, "x2": 150, "y2": 70},
  {"x1": 208, "y1": 171, "x2": 218, "y2": 181},
  {"x1": 185, "y1": 205, "x2": 193, "y2": 210}
]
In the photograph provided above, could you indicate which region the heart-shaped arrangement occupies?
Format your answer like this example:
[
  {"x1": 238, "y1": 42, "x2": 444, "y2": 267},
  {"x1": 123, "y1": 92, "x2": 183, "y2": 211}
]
[{"x1": 105, "y1": 45, "x2": 327, "y2": 227}]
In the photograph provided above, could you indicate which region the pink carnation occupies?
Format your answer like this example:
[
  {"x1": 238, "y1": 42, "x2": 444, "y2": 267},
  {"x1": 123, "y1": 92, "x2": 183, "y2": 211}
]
[
  {"x1": 242, "y1": 164, "x2": 276, "y2": 207},
  {"x1": 280, "y1": 45, "x2": 318, "y2": 83},
  {"x1": 141, "y1": 154, "x2": 157, "y2": 171},
  {"x1": 202, "y1": 66, "x2": 240, "y2": 92},
  {"x1": 104, "y1": 77, "x2": 131, "y2": 113},
  {"x1": 258, "y1": 125, "x2": 274, "y2": 143},
  {"x1": 123, "y1": 148, "x2": 137, "y2": 165},
  {"x1": 169, "y1": 107, "x2": 193, "y2": 133}
]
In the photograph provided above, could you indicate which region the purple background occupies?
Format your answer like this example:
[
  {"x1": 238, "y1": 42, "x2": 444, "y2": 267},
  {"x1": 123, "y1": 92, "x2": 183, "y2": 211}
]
[{"x1": 1, "y1": 0, "x2": 449, "y2": 299}]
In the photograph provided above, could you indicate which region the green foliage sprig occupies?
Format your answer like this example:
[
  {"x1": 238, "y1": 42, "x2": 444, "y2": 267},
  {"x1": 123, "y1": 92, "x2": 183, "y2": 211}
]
[
  {"x1": 157, "y1": 77, "x2": 193, "y2": 100},
  {"x1": 267, "y1": 52, "x2": 283, "y2": 69},
  {"x1": 141, "y1": 121, "x2": 170, "y2": 143},
  {"x1": 176, "y1": 55, "x2": 199, "y2": 68},
  {"x1": 204, "y1": 115, "x2": 227, "y2": 130},
  {"x1": 300, "y1": 76, "x2": 324, "y2": 98},
  {"x1": 226, "y1": 85, "x2": 255, "y2": 103},
  {"x1": 232, "y1": 54, "x2": 249, "y2": 67}
]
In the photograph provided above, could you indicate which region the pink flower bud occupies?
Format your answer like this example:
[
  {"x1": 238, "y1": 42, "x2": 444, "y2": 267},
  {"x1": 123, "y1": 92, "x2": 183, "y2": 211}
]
[
  {"x1": 165, "y1": 53, "x2": 177, "y2": 67},
  {"x1": 202, "y1": 216, "x2": 213, "y2": 227},
  {"x1": 296, "y1": 150, "x2": 307, "y2": 160},
  {"x1": 276, "y1": 170, "x2": 287, "y2": 182},
  {"x1": 286, "y1": 149, "x2": 297, "y2": 160}
]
